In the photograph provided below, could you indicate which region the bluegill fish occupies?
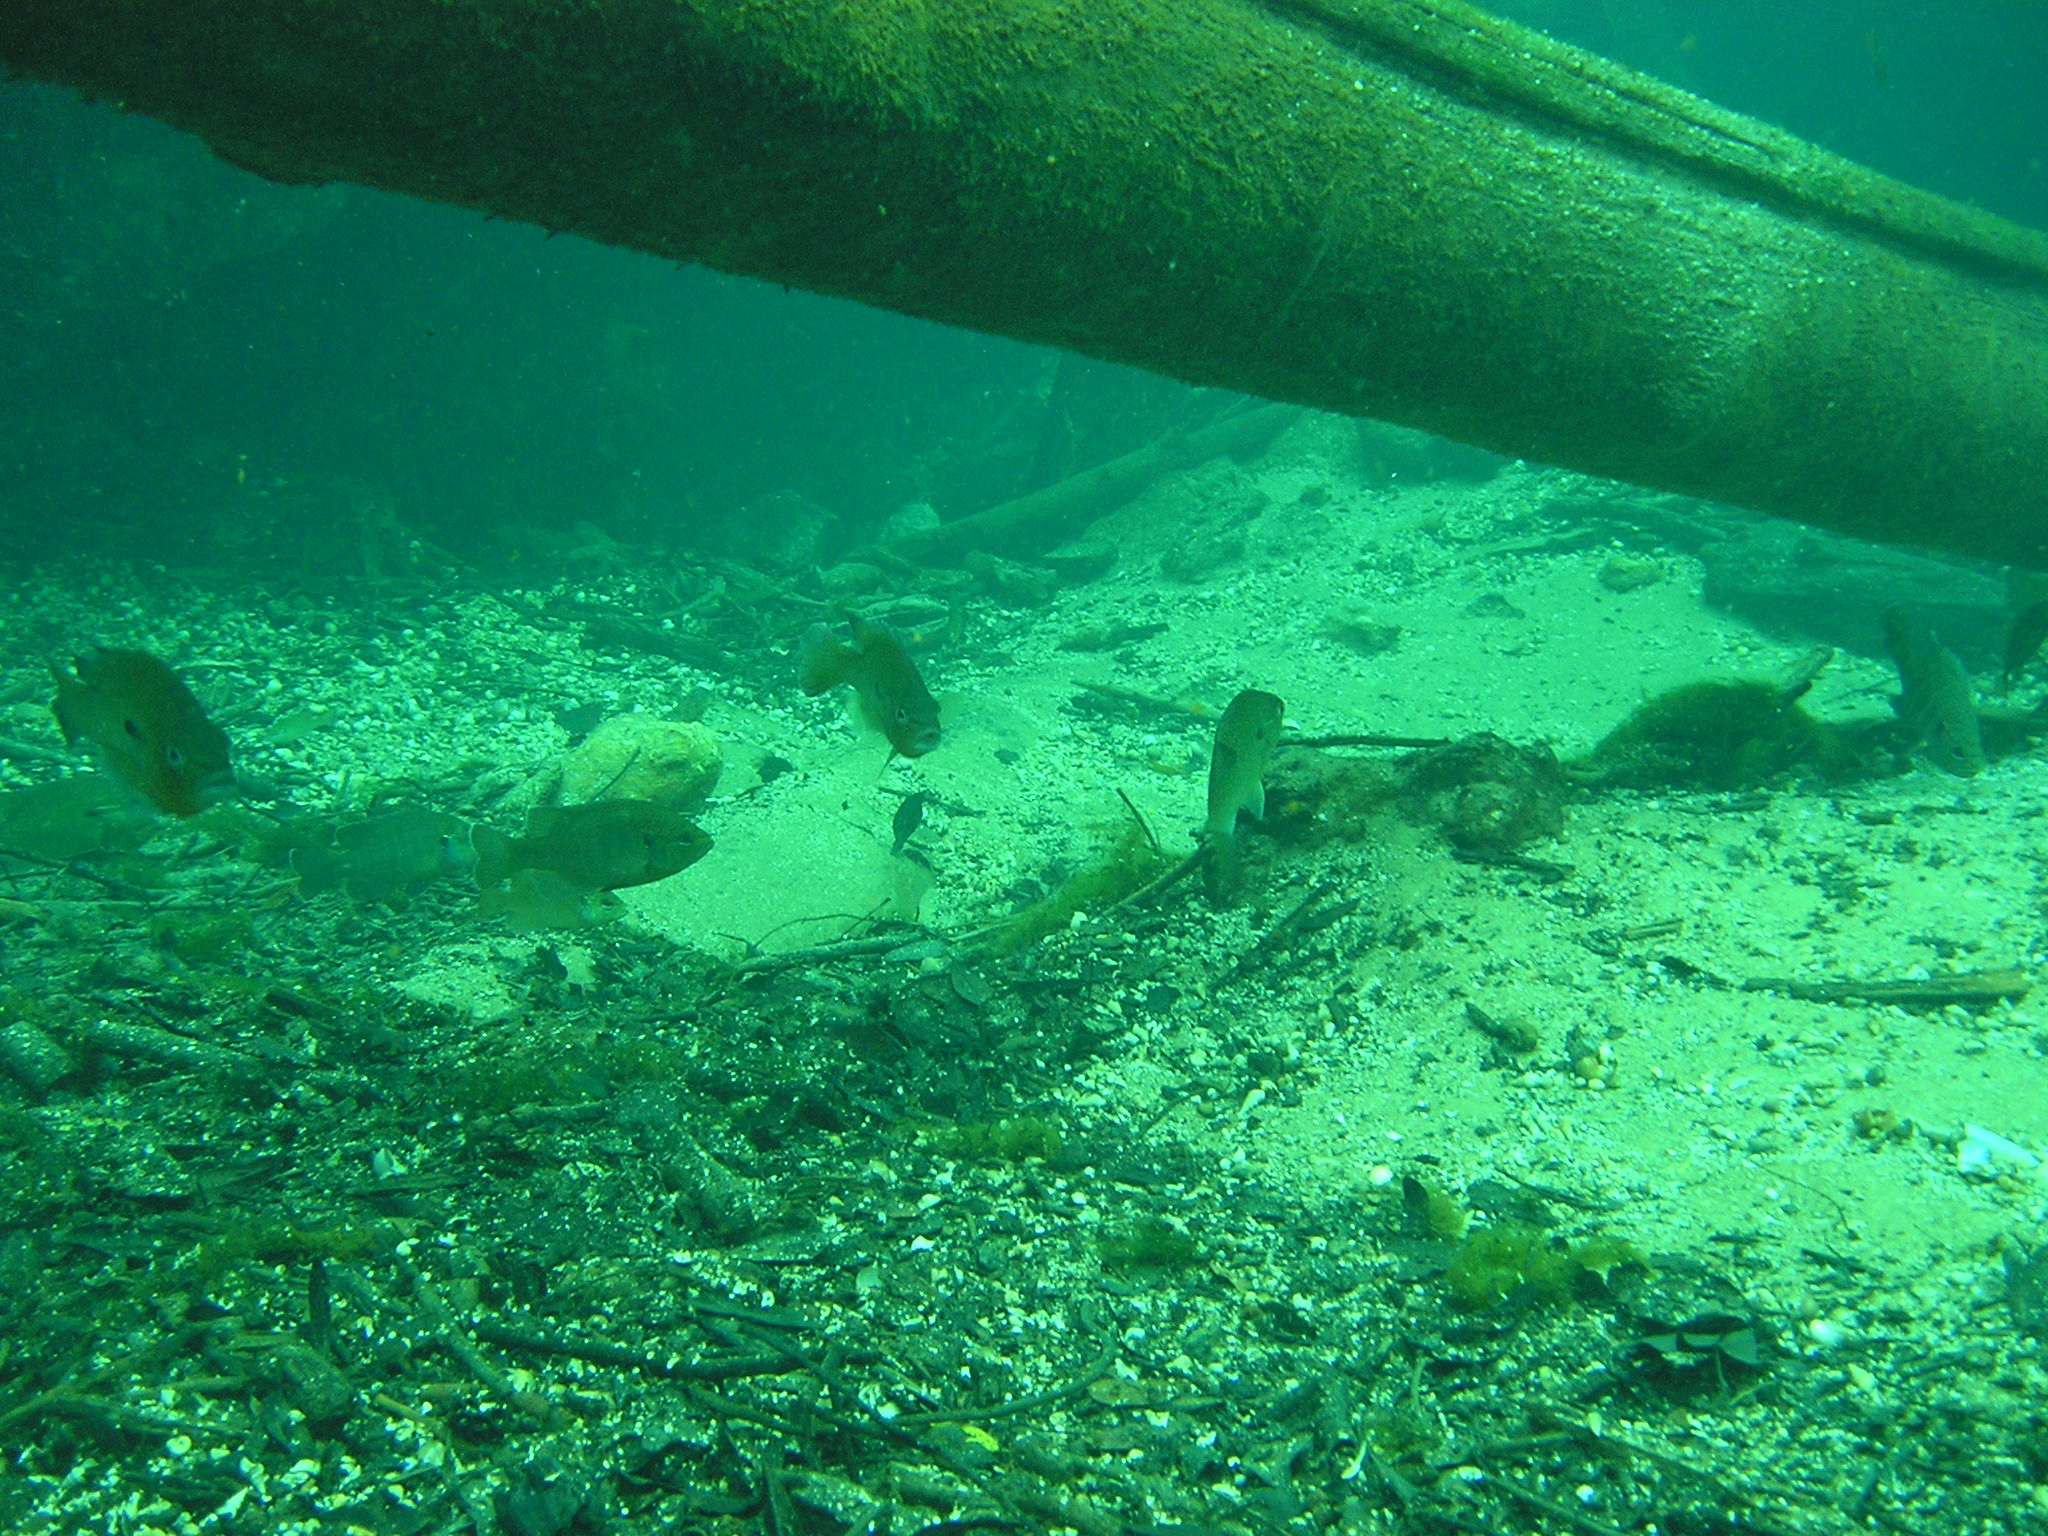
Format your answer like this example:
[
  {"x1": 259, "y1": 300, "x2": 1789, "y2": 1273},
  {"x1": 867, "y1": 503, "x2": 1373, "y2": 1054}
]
[
  {"x1": 50, "y1": 647, "x2": 235, "y2": 817},
  {"x1": 799, "y1": 619, "x2": 940, "y2": 757},
  {"x1": 472, "y1": 798, "x2": 710, "y2": 893},
  {"x1": 1204, "y1": 689, "x2": 1285, "y2": 903},
  {"x1": 891, "y1": 789, "x2": 929, "y2": 855},
  {"x1": 293, "y1": 805, "x2": 475, "y2": 901},
  {"x1": 2003, "y1": 569, "x2": 2048, "y2": 689},
  {"x1": 1881, "y1": 607, "x2": 1985, "y2": 775},
  {"x1": 0, "y1": 778, "x2": 157, "y2": 862}
]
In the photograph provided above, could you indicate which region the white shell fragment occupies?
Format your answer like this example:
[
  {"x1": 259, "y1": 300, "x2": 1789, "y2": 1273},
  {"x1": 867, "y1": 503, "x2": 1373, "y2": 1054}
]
[{"x1": 1956, "y1": 1123, "x2": 2044, "y2": 1180}]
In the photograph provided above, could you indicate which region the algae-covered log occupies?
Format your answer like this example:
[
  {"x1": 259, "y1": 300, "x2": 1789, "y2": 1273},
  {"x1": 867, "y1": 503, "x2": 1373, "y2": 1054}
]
[
  {"x1": 898, "y1": 403, "x2": 1298, "y2": 561},
  {"x1": 4, "y1": 0, "x2": 2048, "y2": 564}
]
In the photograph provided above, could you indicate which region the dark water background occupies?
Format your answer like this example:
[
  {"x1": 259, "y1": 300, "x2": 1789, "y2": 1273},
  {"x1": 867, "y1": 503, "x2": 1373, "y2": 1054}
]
[{"x1": 1, "y1": 0, "x2": 2043, "y2": 569}]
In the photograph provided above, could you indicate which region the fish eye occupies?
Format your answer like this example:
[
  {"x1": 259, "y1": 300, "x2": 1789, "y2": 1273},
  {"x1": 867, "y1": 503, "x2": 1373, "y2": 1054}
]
[
  {"x1": 166, "y1": 747, "x2": 185, "y2": 768},
  {"x1": 123, "y1": 717, "x2": 143, "y2": 739}
]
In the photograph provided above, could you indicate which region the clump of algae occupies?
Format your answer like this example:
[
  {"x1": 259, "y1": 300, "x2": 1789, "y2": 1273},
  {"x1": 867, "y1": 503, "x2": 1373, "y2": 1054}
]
[
  {"x1": 1100, "y1": 1213, "x2": 1202, "y2": 1269},
  {"x1": 185, "y1": 1220, "x2": 381, "y2": 1282},
  {"x1": 911, "y1": 1112, "x2": 1063, "y2": 1164},
  {"x1": 145, "y1": 906, "x2": 259, "y2": 965},
  {"x1": 434, "y1": 1018, "x2": 689, "y2": 1117},
  {"x1": 981, "y1": 815, "x2": 1167, "y2": 956},
  {"x1": 1409, "y1": 1176, "x2": 1645, "y2": 1311},
  {"x1": 1445, "y1": 1221, "x2": 1645, "y2": 1310}
]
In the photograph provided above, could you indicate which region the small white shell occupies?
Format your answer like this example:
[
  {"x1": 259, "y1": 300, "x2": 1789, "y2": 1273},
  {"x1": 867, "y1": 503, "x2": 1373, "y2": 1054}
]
[{"x1": 1958, "y1": 1123, "x2": 2042, "y2": 1179}]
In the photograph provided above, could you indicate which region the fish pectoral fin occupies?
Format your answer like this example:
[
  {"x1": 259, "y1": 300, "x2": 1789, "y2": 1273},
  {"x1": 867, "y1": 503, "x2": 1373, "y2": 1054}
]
[
  {"x1": 524, "y1": 806, "x2": 568, "y2": 837},
  {"x1": 1245, "y1": 781, "x2": 1266, "y2": 821},
  {"x1": 470, "y1": 824, "x2": 519, "y2": 887}
]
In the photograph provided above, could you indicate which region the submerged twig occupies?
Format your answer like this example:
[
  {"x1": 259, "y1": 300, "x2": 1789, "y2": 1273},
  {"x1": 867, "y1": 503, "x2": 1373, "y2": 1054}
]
[
  {"x1": 396, "y1": 1253, "x2": 561, "y2": 1426},
  {"x1": 891, "y1": 1327, "x2": 1119, "y2": 1427},
  {"x1": 83, "y1": 1018, "x2": 272, "y2": 1084},
  {"x1": 1284, "y1": 732, "x2": 1452, "y2": 750},
  {"x1": 471, "y1": 1317, "x2": 799, "y2": 1384},
  {"x1": 732, "y1": 928, "x2": 942, "y2": 976},
  {"x1": 1741, "y1": 967, "x2": 2030, "y2": 1008},
  {"x1": 1114, "y1": 788, "x2": 1160, "y2": 854},
  {"x1": 0, "y1": 734, "x2": 70, "y2": 764},
  {"x1": 1222, "y1": 880, "x2": 1360, "y2": 983},
  {"x1": 1109, "y1": 846, "x2": 1203, "y2": 913}
]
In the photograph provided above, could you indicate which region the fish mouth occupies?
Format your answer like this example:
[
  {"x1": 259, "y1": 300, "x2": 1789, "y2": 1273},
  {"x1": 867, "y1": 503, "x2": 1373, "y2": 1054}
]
[
  {"x1": 193, "y1": 769, "x2": 240, "y2": 807},
  {"x1": 906, "y1": 729, "x2": 942, "y2": 756}
]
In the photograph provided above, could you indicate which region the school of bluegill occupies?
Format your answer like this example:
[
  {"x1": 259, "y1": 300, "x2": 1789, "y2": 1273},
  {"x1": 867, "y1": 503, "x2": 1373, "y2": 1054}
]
[
  {"x1": 33, "y1": 573, "x2": 2013, "y2": 937},
  {"x1": 39, "y1": 620, "x2": 1282, "y2": 928}
]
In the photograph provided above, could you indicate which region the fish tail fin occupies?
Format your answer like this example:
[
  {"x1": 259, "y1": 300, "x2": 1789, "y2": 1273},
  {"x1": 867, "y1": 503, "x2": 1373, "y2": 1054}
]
[
  {"x1": 798, "y1": 624, "x2": 848, "y2": 696},
  {"x1": 471, "y1": 824, "x2": 517, "y2": 887},
  {"x1": 47, "y1": 659, "x2": 82, "y2": 745},
  {"x1": 289, "y1": 839, "x2": 345, "y2": 896}
]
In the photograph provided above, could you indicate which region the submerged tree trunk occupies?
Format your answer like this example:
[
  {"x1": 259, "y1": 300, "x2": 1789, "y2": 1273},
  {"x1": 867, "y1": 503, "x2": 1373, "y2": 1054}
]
[{"x1": 4, "y1": 0, "x2": 2047, "y2": 565}]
